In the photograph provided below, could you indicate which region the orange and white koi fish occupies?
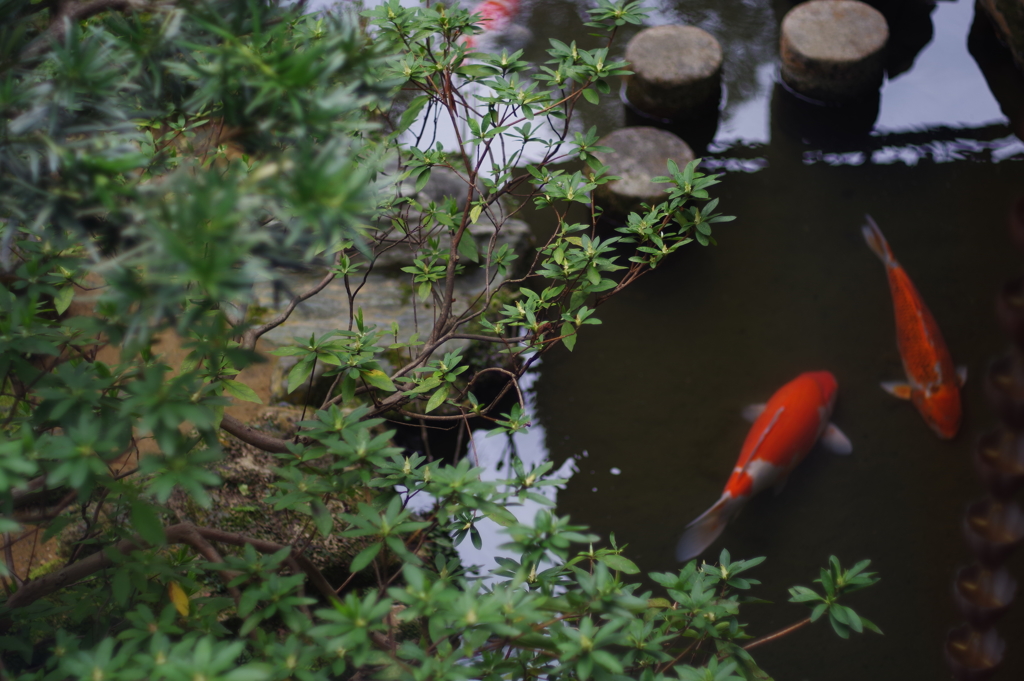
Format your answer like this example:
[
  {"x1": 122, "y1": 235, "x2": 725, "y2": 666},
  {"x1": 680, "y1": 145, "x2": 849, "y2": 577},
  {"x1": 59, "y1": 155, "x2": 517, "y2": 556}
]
[
  {"x1": 462, "y1": 0, "x2": 520, "y2": 49},
  {"x1": 676, "y1": 371, "x2": 852, "y2": 562},
  {"x1": 862, "y1": 216, "x2": 966, "y2": 439}
]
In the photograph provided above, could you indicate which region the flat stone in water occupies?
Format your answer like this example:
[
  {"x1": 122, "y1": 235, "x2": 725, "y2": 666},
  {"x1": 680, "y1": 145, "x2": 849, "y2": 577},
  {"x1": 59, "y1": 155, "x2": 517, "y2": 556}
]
[
  {"x1": 591, "y1": 127, "x2": 695, "y2": 216},
  {"x1": 781, "y1": 0, "x2": 888, "y2": 102},
  {"x1": 625, "y1": 25, "x2": 722, "y2": 120}
]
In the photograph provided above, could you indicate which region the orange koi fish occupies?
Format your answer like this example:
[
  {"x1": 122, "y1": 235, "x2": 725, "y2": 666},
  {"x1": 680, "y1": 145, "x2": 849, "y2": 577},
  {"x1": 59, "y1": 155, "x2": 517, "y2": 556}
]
[
  {"x1": 462, "y1": 0, "x2": 520, "y2": 49},
  {"x1": 676, "y1": 371, "x2": 852, "y2": 562},
  {"x1": 862, "y1": 216, "x2": 966, "y2": 439}
]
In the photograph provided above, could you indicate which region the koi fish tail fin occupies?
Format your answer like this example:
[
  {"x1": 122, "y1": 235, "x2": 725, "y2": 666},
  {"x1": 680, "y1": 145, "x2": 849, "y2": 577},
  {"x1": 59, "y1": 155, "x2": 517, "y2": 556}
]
[
  {"x1": 675, "y1": 495, "x2": 740, "y2": 562},
  {"x1": 861, "y1": 214, "x2": 896, "y2": 266}
]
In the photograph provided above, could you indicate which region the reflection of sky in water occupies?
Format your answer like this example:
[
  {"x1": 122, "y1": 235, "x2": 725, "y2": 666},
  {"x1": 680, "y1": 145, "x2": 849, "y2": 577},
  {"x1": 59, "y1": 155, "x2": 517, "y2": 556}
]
[
  {"x1": 876, "y1": 0, "x2": 1002, "y2": 131},
  {"x1": 717, "y1": 0, "x2": 1007, "y2": 144},
  {"x1": 717, "y1": 61, "x2": 775, "y2": 143},
  {"x1": 405, "y1": 366, "x2": 579, "y2": 575}
]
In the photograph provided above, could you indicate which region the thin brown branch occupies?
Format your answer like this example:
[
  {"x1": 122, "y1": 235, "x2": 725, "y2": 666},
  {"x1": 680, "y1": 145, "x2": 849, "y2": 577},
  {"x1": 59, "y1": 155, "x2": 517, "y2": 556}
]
[
  {"x1": 656, "y1": 636, "x2": 703, "y2": 675},
  {"x1": 174, "y1": 524, "x2": 243, "y2": 606},
  {"x1": 241, "y1": 255, "x2": 339, "y2": 349},
  {"x1": 448, "y1": 333, "x2": 520, "y2": 344},
  {"x1": 742, "y1": 617, "x2": 813, "y2": 651},
  {"x1": 193, "y1": 526, "x2": 340, "y2": 606},
  {"x1": 2, "y1": 523, "x2": 341, "y2": 616},
  {"x1": 4, "y1": 533, "x2": 144, "y2": 611},
  {"x1": 393, "y1": 408, "x2": 469, "y2": 422},
  {"x1": 220, "y1": 414, "x2": 294, "y2": 454}
]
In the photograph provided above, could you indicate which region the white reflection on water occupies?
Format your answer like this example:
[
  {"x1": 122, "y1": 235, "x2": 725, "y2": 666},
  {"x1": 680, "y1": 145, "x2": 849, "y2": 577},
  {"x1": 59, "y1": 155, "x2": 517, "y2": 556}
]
[
  {"x1": 715, "y1": 0, "x2": 1007, "y2": 144},
  {"x1": 406, "y1": 365, "x2": 578, "y2": 576},
  {"x1": 875, "y1": 0, "x2": 1002, "y2": 131}
]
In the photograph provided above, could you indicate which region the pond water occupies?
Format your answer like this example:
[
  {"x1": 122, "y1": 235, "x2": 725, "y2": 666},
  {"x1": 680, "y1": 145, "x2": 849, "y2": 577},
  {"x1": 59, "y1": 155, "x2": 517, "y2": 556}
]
[
  {"x1": 326, "y1": 0, "x2": 1024, "y2": 677},
  {"x1": 501, "y1": 0, "x2": 1024, "y2": 679}
]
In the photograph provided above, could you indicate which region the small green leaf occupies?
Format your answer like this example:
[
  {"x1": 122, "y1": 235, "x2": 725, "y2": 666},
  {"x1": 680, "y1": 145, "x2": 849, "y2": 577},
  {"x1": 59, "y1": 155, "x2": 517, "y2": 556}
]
[
  {"x1": 829, "y1": 613, "x2": 851, "y2": 639},
  {"x1": 415, "y1": 168, "x2": 432, "y2": 193},
  {"x1": 350, "y1": 542, "x2": 382, "y2": 573},
  {"x1": 457, "y1": 232, "x2": 479, "y2": 263},
  {"x1": 131, "y1": 501, "x2": 166, "y2": 546},
  {"x1": 598, "y1": 553, "x2": 640, "y2": 574},
  {"x1": 54, "y1": 286, "x2": 74, "y2": 315},
  {"x1": 341, "y1": 372, "x2": 357, "y2": 404},
  {"x1": 788, "y1": 586, "x2": 822, "y2": 603},
  {"x1": 361, "y1": 369, "x2": 396, "y2": 392},
  {"x1": 455, "y1": 63, "x2": 501, "y2": 78},
  {"x1": 560, "y1": 322, "x2": 577, "y2": 351},
  {"x1": 469, "y1": 204, "x2": 482, "y2": 224},
  {"x1": 112, "y1": 569, "x2": 131, "y2": 606},
  {"x1": 843, "y1": 605, "x2": 864, "y2": 633},
  {"x1": 398, "y1": 95, "x2": 430, "y2": 134},
  {"x1": 223, "y1": 379, "x2": 262, "y2": 404},
  {"x1": 582, "y1": 88, "x2": 600, "y2": 105},
  {"x1": 859, "y1": 615, "x2": 883, "y2": 635},
  {"x1": 286, "y1": 356, "x2": 316, "y2": 395},
  {"x1": 310, "y1": 499, "x2": 334, "y2": 536},
  {"x1": 483, "y1": 505, "x2": 518, "y2": 527},
  {"x1": 425, "y1": 384, "x2": 450, "y2": 413}
]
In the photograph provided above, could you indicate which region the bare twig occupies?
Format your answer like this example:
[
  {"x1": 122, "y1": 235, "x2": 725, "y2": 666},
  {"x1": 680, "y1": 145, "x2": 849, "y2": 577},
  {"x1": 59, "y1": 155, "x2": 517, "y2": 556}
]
[
  {"x1": 742, "y1": 617, "x2": 813, "y2": 651},
  {"x1": 241, "y1": 255, "x2": 339, "y2": 349}
]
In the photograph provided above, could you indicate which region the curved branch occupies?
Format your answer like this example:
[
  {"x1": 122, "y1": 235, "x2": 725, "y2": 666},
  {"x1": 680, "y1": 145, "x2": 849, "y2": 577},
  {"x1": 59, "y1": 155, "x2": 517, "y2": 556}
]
[
  {"x1": 2, "y1": 523, "x2": 340, "y2": 615},
  {"x1": 177, "y1": 525, "x2": 243, "y2": 606},
  {"x1": 193, "y1": 526, "x2": 339, "y2": 606},
  {"x1": 241, "y1": 256, "x2": 339, "y2": 349},
  {"x1": 4, "y1": 533, "x2": 144, "y2": 610},
  {"x1": 448, "y1": 333, "x2": 520, "y2": 344},
  {"x1": 220, "y1": 414, "x2": 294, "y2": 454}
]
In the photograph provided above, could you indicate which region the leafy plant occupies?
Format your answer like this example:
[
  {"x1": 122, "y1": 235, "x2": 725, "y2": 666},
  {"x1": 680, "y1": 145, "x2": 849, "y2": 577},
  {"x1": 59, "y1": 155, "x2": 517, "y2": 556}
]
[{"x1": 0, "y1": 1, "x2": 875, "y2": 679}]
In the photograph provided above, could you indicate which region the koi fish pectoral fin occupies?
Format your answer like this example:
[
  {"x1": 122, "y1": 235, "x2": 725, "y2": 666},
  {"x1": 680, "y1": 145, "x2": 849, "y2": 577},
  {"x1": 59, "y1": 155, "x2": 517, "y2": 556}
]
[
  {"x1": 742, "y1": 403, "x2": 766, "y2": 423},
  {"x1": 958, "y1": 366, "x2": 968, "y2": 387},
  {"x1": 821, "y1": 423, "x2": 853, "y2": 455},
  {"x1": 881, "y1": 381, "x2": 913, "y2": 400}
]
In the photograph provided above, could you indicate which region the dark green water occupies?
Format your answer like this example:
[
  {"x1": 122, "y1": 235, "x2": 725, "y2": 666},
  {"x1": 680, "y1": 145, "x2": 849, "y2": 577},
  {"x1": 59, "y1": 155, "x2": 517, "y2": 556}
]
[
  {"x1": 334, "y1": 0, "x2": 1024, "y2": 676},
  {"x1": 506, "y1": 0, "x2": 1024, "y2": 679}
]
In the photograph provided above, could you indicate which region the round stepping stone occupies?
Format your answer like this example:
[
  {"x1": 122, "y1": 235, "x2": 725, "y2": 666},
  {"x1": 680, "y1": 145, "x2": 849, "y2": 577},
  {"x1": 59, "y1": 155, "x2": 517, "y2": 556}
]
[
  {"x1": 780, "y1": 0, "x2": 889, "y2": 102},
  {"x1": 590, "y1": 127, "x2": 695, "y2": 216},
  {"x1": 625, "y1": 25, "x2": 723, "y2": 121}
]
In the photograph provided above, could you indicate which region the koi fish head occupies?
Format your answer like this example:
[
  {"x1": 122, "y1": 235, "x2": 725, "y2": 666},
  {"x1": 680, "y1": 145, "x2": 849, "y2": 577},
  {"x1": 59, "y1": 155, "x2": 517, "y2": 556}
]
[
  {"x1": 805, "y1": 371, "x2": 839, "y2": 413},
  {"x1": 912, "y1": 383, "x2": 962, "y2": 439}
]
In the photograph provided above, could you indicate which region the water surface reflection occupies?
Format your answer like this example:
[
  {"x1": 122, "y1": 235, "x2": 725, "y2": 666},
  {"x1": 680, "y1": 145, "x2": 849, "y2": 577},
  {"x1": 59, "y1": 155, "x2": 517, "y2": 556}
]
[{"x1": 530, "y1": 1, "x2": 1024, "y2": 679}]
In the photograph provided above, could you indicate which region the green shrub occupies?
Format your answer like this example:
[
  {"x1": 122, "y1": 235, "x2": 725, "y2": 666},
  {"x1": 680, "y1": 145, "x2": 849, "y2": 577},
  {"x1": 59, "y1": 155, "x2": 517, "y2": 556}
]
[{"x1": 0, "y1": 1, "x2": 876, "y2": 679}]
